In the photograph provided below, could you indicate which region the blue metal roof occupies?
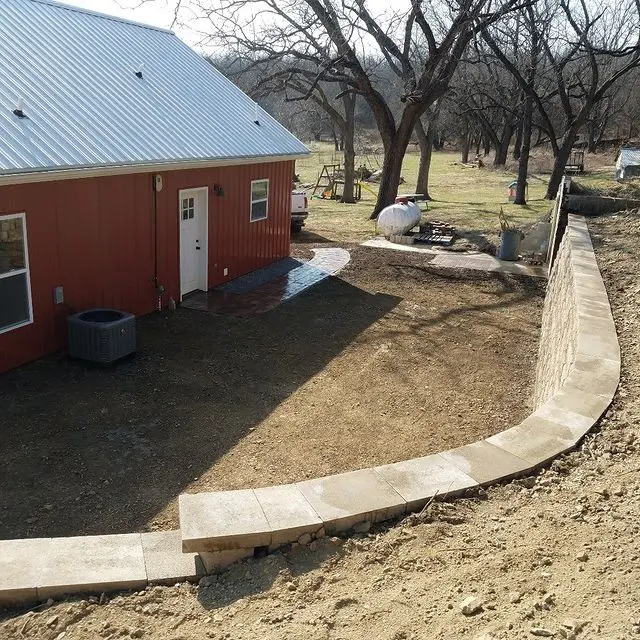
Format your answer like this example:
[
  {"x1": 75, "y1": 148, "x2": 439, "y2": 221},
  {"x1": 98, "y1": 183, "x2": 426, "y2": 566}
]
[{"x1": 0, "y1": 0, "x2": 309, "y2": 176}]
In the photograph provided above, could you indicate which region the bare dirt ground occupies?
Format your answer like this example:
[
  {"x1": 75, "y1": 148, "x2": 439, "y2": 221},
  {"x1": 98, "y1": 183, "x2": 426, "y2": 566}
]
[
  {"x1": 1, "y1": 212, "x2": 636, "y2": 639},
  {"x1": 0, "y1": 246, "x2": 542, "y2": 540}
]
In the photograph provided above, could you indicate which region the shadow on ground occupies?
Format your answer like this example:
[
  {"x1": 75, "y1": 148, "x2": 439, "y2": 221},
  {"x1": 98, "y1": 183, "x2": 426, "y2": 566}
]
[
  {"x1": 0, "y1": 246, "x2": 545, "y2": 541},
  {"x1": 291, "y1": 229, "x2": 335, "y2": 244},
  {"x1": 0, "y1": 277, "x2": 400, "y2": 539}
]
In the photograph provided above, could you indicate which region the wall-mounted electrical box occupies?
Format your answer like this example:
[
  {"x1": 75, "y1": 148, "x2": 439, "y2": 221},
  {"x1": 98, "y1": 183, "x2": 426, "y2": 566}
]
[{"x1": 53, "y1": 286, "x2": 64, "y2": 304}]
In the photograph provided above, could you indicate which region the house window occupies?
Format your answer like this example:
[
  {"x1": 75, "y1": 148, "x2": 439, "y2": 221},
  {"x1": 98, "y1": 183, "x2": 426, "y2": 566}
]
[
  {"x1": 0, "y1": 213, "x2": 33, "y2": 334},
  {"x1": 250, "y1": 179, "x2": 269, "y2": 222},
  {"x1": 181, "y1": 197, "x2": 195, "y2": 220}
]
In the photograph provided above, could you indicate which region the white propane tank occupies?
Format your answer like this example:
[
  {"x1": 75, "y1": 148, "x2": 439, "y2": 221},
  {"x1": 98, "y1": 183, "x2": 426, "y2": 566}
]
[{"x1": 377, "y1": 201, "x2": 421, "y2": 237}]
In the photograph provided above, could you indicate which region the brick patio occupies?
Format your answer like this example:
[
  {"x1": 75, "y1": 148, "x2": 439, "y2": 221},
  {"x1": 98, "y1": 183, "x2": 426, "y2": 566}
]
[{"x1": 181, "y1": 248, "x2": 350, "y2": 317}]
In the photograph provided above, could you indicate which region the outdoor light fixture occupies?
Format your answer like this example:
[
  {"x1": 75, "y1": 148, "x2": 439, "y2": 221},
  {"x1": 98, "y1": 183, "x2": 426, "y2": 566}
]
[
  {"x1": 213, "y1": 184, "x2": 225, "y2": 197},
  {"x1": 13, "y1": 97, "x2": 26, "y2": 118}
]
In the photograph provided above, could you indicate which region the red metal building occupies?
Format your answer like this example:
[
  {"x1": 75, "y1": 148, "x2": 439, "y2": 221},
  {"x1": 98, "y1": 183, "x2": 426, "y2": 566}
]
[
  {"x1": 0, "y1": 160, "x2": 296, "y2": 373},
  {"x1": 0, "y1": 0, "x2": 308, "y2": 373}
]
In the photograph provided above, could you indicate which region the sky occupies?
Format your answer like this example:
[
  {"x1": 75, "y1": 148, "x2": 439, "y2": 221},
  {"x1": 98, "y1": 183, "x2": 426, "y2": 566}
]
[
  {"x1": 58, "y1": 0, "x2": 395, "y2": 48},
  {"x1": 58, "y1": 0, "x2": 195, "y2": 40}
]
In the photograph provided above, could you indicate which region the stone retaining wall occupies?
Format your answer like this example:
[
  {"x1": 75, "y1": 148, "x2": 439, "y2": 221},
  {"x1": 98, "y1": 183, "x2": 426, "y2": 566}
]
[{"x1": 533, "y1": 231, "x2": 577, "y2": 407}]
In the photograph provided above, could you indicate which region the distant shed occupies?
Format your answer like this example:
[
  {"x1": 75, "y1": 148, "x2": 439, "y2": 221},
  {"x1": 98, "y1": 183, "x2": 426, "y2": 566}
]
[{"x1": 615, "y1": 148, "x2": 640, "y2": 180}]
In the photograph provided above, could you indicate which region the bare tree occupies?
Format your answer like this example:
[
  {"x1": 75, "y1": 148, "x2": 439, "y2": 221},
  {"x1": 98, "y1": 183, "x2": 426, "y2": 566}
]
[
  {"x1": 510, "y1": 6, "x2": 541, "y2": 203},
  {"x1": 454, "y1": 46, "x2": 523, "y2": 166},
  {"x1": 163, "y1": 0, "x2": 526, "y2": 216},
  {"x1": 484, "y1": 0, "x2": 640, "y2": 199},
  {"x1": 253, "y1": 66, "x2": 359, "y2": 201}
]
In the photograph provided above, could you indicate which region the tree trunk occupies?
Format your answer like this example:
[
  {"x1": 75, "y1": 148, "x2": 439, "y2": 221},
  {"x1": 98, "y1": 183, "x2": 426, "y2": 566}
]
[
  {"x1": 514, "y1": 95, "x2": 533, "y2": 205},
  {"x1": 373, "y1": 146, "x2": 403, "y2": 217},
  {"x1": 545, "y1": 137, "x2": 575, "y2": 199},
  {"x1": 460, "y1": 125, "x2": 471, "y2": 163},
  {"x1": 342, "y1": 145, "x2": 356, "y2": 203},
  {"x1": 587, "y1": 125, "x2": 597, "y2": 154},
  {"x1": 594, "y1": 126, "x2": 606, "y2": 152},
  {"x1": 340, "y1": 92, "x2": 357, "y2": 203},
  {"x1": 545, "y1": 104, "x2": 593, "y2": 199},
  {"x1": 482, "y1": 134, "x2": 490, "y2": 157},
  {"x1": 433, "y1": 127, "x2": 444, "y2": 150},
  {"x1": 493, "y1": 122, "x2": 514, "y2": 166},
  {"x1": 371, "y1": 111, "x2": 419, "y2": 218},
  {"x1": 513, "y1": 117, "x2": 523, "y2": 160},
  {"x1": 415, "y1": 118, "x2": 434, "y2": 200}
]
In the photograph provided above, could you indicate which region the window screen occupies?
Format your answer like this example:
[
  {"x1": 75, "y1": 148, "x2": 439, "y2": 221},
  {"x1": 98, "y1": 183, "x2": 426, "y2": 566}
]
[
  {"x1": 250, "y1": 179, "x2": 269, "y2": 222},
  {"x1": 0, "y1": 214, "x2": 32, "y2": 333}
]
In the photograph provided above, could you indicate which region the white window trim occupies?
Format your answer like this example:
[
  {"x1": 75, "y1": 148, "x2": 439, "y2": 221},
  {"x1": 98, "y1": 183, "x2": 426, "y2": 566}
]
[
  {"x1": 0, "y1": 212, "x2": 33, "y2": 334},
  {"x1": 250, "y1": 178, "x2": 269, "y2": 223}
]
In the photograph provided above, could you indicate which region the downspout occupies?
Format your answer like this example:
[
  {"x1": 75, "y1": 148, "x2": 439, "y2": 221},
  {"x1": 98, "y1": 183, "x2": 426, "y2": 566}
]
[{"x1": 152, "y1": 174, "x2": 164, "y2": 310}]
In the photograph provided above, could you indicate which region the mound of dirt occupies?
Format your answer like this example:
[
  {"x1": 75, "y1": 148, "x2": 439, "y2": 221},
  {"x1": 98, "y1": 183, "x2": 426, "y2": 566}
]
[{"x1": 0, "y1": 246, "x2": 542, "y2": 540}]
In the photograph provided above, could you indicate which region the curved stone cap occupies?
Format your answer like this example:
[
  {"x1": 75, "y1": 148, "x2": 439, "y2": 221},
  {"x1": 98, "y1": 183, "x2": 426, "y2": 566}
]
[{"x1": 0, "y1": 216, "x2": 619, "y2": 607}]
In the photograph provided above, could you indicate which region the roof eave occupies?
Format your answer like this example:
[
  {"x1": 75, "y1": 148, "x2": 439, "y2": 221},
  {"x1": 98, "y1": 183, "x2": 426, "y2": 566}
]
[{"x1": 0, "y1": 153, "x2": 310, "y2": 187}]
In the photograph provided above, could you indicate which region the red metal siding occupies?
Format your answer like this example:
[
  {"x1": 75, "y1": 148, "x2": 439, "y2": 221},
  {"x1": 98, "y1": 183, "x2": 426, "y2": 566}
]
[
  {"x1": 0, "y1": 160, "x2": 294, "y2": 373},
  {"x1": 158, "y1": 160, "x2": 293, "y2": 291}
]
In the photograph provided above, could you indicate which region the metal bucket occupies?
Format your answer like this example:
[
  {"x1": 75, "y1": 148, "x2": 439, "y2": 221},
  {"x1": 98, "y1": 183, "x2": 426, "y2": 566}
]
[{"x1": 497, "y1": 229, "x2": 522, "y2": 261}]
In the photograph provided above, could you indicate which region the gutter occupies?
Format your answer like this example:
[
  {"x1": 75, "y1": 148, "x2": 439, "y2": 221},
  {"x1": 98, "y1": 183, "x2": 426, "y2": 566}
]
[{"x1": 0, "y1": 154, "x2": 309, "y2": 187}]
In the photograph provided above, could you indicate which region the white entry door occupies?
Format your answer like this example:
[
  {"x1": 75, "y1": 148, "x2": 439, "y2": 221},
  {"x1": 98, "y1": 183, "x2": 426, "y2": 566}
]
[{"x1": 179, "y1": 187, "x2": 208, "y2": 298}]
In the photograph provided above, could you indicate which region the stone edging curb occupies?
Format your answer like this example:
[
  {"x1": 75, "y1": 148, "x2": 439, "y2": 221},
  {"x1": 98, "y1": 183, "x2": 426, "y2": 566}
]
[{"x1": 0, "y1": 215, "x2": 619, "y2": 608}]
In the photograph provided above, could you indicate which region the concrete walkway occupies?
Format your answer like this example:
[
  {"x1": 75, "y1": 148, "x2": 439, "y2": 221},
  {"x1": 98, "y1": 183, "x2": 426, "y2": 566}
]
[{"x1": 362, "y1": 237, "x2": 547, "y2": 278}]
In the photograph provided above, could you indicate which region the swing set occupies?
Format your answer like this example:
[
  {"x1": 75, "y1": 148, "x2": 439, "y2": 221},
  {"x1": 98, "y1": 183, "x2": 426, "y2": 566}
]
[{"x1": 311, "y1": 163, "x2": 369, "y2": 201}]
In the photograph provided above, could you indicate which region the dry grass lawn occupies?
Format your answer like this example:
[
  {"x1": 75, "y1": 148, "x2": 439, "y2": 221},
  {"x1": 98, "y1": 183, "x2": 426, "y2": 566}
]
[
  {"x1": 295, "y1": 142, "x2": 620, "y2": 247},
  {"x1": 296, "y1": 143, "x2": 552, "y2": 245}
]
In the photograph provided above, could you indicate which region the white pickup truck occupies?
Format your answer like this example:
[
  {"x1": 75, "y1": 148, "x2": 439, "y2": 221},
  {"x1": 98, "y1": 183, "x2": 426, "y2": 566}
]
[{"x1": 291, "y1": 191, "x2": 309, "y2": 233}]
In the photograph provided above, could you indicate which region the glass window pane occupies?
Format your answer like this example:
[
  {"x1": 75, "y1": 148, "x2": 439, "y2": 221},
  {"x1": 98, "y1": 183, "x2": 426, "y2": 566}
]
[
  {"x1": 251, "y1": 180, "x2": 268, "y2": 202},
  {"x1": 0, "y1": 217, "x2": 25, "y2": 275},
  {"x1": 251, "y1": 200, "x2": 267, "y2": 221},
  {"x1": 0, "y1": 272, "x2": 30, "y2": 330},
  {"x1": 182, "y1": 211, "x2": 188, "y2": 220}
]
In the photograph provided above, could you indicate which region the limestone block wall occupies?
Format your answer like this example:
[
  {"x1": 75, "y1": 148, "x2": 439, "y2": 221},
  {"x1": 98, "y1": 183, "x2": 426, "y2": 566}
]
[{"x1": 533, "y1": 231, "x2": 577, "y2": 407}]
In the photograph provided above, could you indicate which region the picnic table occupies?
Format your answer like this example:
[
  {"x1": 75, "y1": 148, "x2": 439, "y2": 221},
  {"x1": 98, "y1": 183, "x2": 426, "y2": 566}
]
[
  {"x1": 396, "y1": 193, "x2": 429, "y2": 210},
  {"x1": 396, "y1": 193, "x2": 427, "y2": 201}
]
